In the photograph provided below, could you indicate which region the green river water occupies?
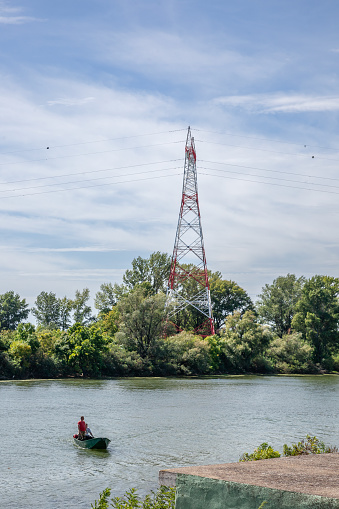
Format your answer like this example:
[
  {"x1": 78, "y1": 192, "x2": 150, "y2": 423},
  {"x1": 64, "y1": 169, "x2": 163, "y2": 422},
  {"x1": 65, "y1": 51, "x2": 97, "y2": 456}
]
[{"x1": 1, "y1": 375, "x2": 339, "y2": 508}]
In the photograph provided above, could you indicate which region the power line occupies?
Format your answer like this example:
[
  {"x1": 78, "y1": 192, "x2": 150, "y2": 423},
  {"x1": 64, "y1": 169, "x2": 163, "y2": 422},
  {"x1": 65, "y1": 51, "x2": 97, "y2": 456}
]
[
  {"x1": 0, "y1": 128, "x2": 187, "y2": 156},
  {"x1": 0, "y1": 166, "x2": 181, "y2": 193},
  {"x1": 196, "y1": 139, "x2": 339, "y2": 163},
  {"x1": 199, "y1": 166, "x2": 339, "y2": 189},
  {"x1": 1, "y1": 172, "x2": 182, "y2": 199},
  {"x1": 3, "y1": 165, "x2": 339, "y2": 200},
  {"x1": 0, "y1": 159, "x2": 181, "y2": 185},
  {"x1": 0, "y1": 140, "x2": 184, "y2": 167},
  {"x1": 200, "y1": 159, "x2": 339, "y2": 183},
  {"x1": 202, "y1": 167, "x2": 339, "y2": 190},
  {"x1": 194, "y1": 127, "x2": 339, "y2": 153},
  {"x1": 0, "y1": 155, "x2": 336, "y2": 190},
  {"x1": 2, "y1": 126, "x2": 338, "y2": 160},
  {"x1": 199, "y1": 171, "x2": 339, "y2": 195}
]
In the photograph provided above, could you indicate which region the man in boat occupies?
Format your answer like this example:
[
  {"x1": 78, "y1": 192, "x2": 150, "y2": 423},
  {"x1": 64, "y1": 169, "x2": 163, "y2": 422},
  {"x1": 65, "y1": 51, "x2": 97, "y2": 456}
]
[
  {"x1": 86, "y1": 425, "x2": 94, "y2": 439},
  {"x1": 78, "y1": 416, "x2": 87, "y2": 440}
]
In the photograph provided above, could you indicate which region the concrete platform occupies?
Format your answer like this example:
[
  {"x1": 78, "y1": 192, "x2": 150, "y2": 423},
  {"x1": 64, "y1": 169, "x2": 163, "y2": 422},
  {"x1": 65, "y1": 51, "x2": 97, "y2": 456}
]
[{"x1": 159, "y1": 453, "x2": 339, "y2": 508}]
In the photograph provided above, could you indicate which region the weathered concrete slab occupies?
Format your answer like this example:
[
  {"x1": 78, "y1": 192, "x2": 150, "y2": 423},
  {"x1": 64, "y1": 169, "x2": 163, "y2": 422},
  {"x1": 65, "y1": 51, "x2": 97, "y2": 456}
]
[{"x1": 159, "y1": 454, "x2": 339, "y2": 508}]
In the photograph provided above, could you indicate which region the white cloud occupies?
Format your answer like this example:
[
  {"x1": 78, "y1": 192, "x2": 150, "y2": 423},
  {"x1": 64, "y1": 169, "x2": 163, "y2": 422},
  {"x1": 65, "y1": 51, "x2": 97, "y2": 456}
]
[
  {"x1": 94, "y1": 29, "x2": 282, "y2": 91},
  {"x1": 214, "y1": 93, "x2": 339, "y2": 113},
  {"x1": 47, "y1": 97, "x2": 95, "y2": 107},
  {"x1": 0, "y1": 246, "x2": 123, "y2": 252},
  {"x1": 0, "y1": 2, "x2": 45, "y2": 23},
  {"x1": 0, "y1": 15, "x2": 44, "y2": 24},
  {"x1": 0, "y1": 1, "x2": 21, "y2": 13}
]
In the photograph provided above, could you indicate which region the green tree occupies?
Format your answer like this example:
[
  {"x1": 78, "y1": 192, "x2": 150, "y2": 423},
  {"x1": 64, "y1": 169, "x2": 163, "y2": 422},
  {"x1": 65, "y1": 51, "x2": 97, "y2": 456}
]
[
  {"x1": 292, "y1": 275, "x2": 339, "y2": 363},
  {"x1": 99, "y1": 307, "x2": 120, "y2": 337},
  {"x1": 32, "y1": 291, "x2": 61, "y2": 328},
  {"x1": 123, "y1": 252, "x2": 171, "y2": 294},
  {"x1": 266, "y1": 332, "x2": 314, "y2": 373},
  {"x1": 73, "y1": 288, "x2": 93, "y2": 325},
  {"x1": 117, "y1": 288, "x2": 166, "y2": 358},
  {"x1": 58, "y1": 296, "x2": 73, "y2": 330},
  {"x1": 209, "y1": 275, "x2": 253, "y2": 330},
  {"x1": 94, "y1": 283, "x2": 117, "y2": 314},
  {"x1": 164, "y1": 331, "x2": 211, "y2": 375},
  {"x1": 16, "y1": 323, "x2": 39, "y2": 353},
  {"x1": 0, "y1": 291, "x2": 29, "y2": 330},
  {"x1": 37, "y1": 330, "x2": 59, "y2": 356},
  {"x1": 9, "y1": 340, "x2": 32, "y2": 369},
  {"x1": 57, "y1": 324, "x2": 107, "y2": 376},
  {"x1": 256, "y1": 274, "x2": 305, "y2": 337},
  {"x1": 219, "y1": 311, "x2": 272, "y2": 372}
]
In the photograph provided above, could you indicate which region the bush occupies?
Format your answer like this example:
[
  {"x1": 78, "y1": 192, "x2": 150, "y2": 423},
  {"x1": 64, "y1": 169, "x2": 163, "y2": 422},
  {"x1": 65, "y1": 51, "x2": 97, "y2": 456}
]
[
  {"x1": 219, "y1": 311, "x2": 273, "y2": 373},
  {"x1": 164, "y1": 331, "x2": 212, "y2": 375},
  {"x1": 283, "y1": 435, "x2": 338, "y2": 456},
  {"x1": 0, "y1": 351, "x2": 16, "y2": 378},
  {"x1": 102, "y1": 342, "x2": 151, "y2": 376},
  {"x1": 240, "y1": 435, "x2": 337, "y2": 462},
  {"x1": 239, "y1": 443, "x2": 280, "y2": 462},
  {"x1": 266, "y1": 332, "x2": 315, "y2": 373},
  {"x1": 91, "y1": 486, "x2": 175, "y2": 509}
]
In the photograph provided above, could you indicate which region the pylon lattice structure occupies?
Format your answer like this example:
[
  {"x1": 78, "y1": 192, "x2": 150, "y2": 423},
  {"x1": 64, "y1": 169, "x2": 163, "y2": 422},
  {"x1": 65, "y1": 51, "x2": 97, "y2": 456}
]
[{"x1": 165, "y1": 127, "x2": 215, "y2": 337}]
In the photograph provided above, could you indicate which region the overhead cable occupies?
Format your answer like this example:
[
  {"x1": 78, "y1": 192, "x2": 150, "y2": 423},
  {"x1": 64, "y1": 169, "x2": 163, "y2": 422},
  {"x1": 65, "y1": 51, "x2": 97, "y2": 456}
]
[{"x1": 0, "y1": 128, "x2": 187, "y2": 156}]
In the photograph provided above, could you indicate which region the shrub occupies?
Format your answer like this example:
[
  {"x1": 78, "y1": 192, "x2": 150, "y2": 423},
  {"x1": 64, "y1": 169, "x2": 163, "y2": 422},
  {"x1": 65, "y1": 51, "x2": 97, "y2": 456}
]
[
  {"x1": 266, "y1": 332, "x2": 315, "y2": 373},
  {"x1": 240, "y1": 435, "x2": 337, "y2": 462},
  {"x1": 102, "y1": 342, "x2": 151, "y2": 376},
  {"x1": 9, "y1": 340, "x2": 32, "y2": 369},
  {"x1": 239, "y1": 443, "x2": 280, "y2": 462},
  {"x1": 164, "y1": 331, "x2": 211, "y2": 375},
  {"x1": 219, "y1": 311, "x2": 273, "y2": 373},
  {"x1": 91, "y1": 486, "x2": 175, "y2": 509},
  {"x1": 283, "y1": 435, "x2": 338, "y2": 456}
]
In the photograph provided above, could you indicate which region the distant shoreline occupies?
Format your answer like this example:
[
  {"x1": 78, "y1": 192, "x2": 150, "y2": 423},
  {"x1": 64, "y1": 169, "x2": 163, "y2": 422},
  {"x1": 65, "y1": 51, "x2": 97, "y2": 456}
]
[{"x1": 1, "y1": 372, "x2": 339, "y2": 383}]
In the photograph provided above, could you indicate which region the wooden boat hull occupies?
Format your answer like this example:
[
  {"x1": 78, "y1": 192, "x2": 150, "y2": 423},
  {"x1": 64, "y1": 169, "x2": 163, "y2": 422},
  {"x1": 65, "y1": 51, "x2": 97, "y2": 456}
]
[{"x1": 73, "y1": 437, "x2": 110, "y2": 450}]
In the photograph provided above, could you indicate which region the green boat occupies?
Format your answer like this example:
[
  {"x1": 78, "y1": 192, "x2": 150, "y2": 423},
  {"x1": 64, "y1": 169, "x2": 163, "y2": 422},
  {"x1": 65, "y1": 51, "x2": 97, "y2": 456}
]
[{"x1": 73, "y1": 436, "x2": 110, "y2": 450}]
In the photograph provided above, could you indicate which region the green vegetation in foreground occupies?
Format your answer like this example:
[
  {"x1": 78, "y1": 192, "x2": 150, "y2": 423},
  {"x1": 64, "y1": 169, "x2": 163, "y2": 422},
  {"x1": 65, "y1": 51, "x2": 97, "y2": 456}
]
[
  {"x1": 91, "y1": 486, "x2": 267, "y2": 509},
  {"x1": 2, "y1": 253, "x2": 339, "y2": 379},
  {"x1": 91, "y1": 486, "x2": 175, "y2": 509},
  {"x1": 239, "y1": 435, "x2": 338, "y2": 461}
]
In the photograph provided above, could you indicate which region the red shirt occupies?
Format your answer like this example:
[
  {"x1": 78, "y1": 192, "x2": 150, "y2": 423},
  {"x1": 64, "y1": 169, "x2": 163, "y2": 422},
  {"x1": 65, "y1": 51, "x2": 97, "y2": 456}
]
[{"x1": 78, "y1": 420, "x2": 86, "y2": 432}]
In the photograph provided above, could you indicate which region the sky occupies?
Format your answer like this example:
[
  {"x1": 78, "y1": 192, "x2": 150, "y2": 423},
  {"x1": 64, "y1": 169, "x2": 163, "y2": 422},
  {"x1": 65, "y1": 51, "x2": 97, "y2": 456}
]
[{"x1": 1, "y1": 0, "x2": 339, "y2": 313}]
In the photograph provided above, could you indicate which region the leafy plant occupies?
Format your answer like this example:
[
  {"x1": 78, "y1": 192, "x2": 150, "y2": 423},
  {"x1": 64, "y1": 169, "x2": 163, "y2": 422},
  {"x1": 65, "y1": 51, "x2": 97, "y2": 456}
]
[
  {"x1": 240, "y1": 435, "x2": 337, "y2": 462},
  {"x1": 92, "y1": 488, "x2": 111, "y2": 509},
  {"x1": 91, "y1": 486, "x2": 175, "y2": 509},
  {"x1": 239, "y1": 442, "x2": 280, "y2": 462},
  {"x1": 283, "y1": 435, "x2": 338, "y2": 456}
]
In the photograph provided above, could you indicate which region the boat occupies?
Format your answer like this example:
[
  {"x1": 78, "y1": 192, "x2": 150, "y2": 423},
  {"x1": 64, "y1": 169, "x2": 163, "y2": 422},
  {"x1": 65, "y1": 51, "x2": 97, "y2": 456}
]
[{"x1": 73, "y1": 435, "x2": 110, "y2": 450}]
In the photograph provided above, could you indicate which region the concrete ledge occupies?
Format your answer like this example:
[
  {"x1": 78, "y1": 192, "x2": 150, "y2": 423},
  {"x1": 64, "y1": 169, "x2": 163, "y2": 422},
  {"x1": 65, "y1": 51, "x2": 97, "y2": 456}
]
[{"x1": 159, "y1": 454, "x2": 339, "y2": 508}]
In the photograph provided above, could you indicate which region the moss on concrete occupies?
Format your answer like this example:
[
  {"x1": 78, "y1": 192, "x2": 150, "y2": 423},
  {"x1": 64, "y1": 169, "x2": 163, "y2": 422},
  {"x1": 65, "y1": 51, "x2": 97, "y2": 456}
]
[{"x1": 175, "y1": 474, "x2": 339, "y2": 509}]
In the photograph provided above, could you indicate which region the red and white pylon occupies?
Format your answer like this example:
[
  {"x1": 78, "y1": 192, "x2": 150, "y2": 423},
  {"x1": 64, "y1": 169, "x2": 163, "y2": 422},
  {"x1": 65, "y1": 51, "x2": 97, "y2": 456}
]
[{"x1": 165, "y1": 126, "x2": 215, "y2": 336}]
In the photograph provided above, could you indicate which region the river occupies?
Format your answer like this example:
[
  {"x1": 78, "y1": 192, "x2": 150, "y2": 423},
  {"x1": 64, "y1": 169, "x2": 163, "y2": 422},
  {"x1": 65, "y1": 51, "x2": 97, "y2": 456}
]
[{"x1": 1, "y1": 375, "x2": 339, "y2": 508}]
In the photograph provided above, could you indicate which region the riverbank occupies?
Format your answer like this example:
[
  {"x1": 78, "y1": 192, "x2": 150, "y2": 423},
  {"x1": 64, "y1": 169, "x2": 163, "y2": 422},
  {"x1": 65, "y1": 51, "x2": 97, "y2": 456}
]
[{"x1": 1, "y1": 371, "x2": 339, "y2": 382}]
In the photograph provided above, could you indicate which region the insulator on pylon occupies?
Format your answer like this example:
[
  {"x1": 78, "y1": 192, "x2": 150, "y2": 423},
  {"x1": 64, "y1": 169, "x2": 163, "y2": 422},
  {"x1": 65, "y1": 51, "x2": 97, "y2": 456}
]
[{"x1": 165, "y1": 126, "x2": 215, "y2": 337}]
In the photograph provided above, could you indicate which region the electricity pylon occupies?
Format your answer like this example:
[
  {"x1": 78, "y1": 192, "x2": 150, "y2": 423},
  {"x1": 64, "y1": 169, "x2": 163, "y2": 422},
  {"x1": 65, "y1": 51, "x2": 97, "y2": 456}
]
[{"x1": 165, "y1": 126, "x2": 215, "y2": 336}]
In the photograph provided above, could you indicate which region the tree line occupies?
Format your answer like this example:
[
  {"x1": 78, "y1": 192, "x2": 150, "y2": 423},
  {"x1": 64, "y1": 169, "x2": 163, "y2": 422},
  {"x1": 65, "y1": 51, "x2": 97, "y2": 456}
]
[{"x1": 1, "y1": 251, "x2": 339, "y2": 379}]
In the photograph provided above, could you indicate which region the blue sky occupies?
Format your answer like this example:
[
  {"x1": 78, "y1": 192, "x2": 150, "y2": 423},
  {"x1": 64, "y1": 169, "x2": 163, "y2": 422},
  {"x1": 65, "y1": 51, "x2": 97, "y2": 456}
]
[{"x1": 1, "y1": 0, "x2": 339, "y2": 311}]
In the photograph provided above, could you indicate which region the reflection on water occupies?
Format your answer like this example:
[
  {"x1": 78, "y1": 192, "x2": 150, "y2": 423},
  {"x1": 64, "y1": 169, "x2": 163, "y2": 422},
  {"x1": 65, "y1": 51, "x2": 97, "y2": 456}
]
[{"x1": 1, "y1": 375, "x2": 339, "y2": 508}]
